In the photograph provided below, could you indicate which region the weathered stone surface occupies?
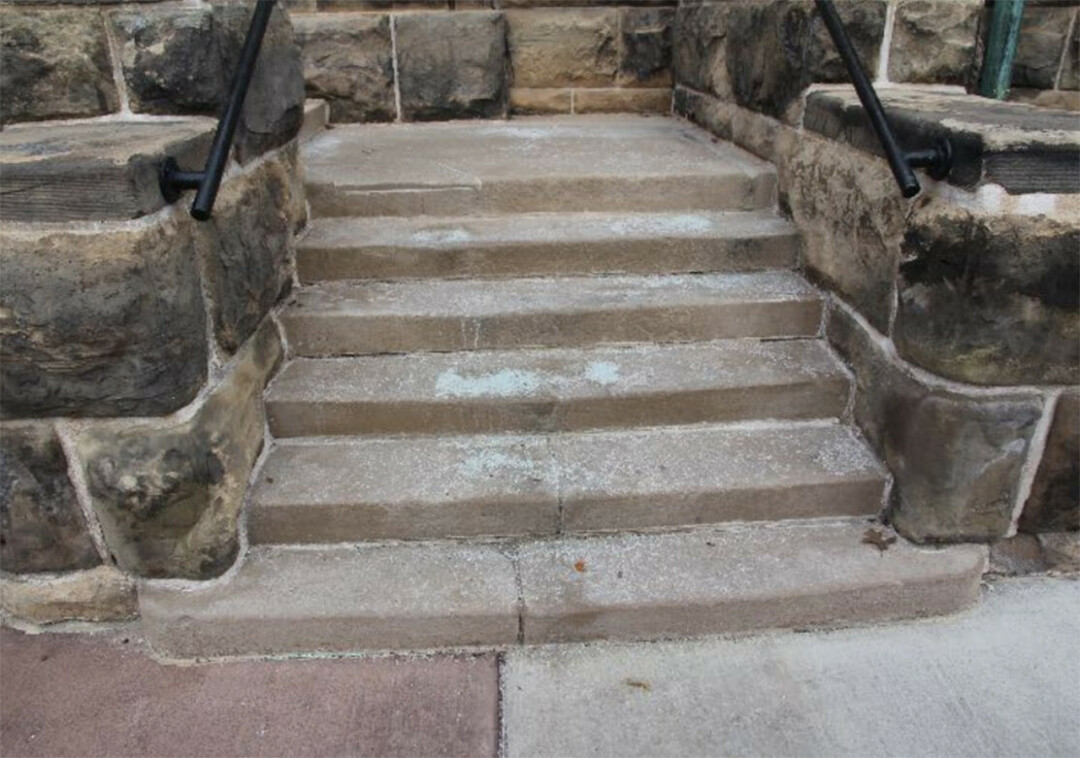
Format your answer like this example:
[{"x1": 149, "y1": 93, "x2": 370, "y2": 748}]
[
  {"x1": 1009, "y1": 87, "x2": 1080, "y2": 111},
  {"x1": 1062, "y1": 16, "x2": 1080, "y2": 90},
  {"x1": 988, "y1": 533, "x2": 1048, "y2": 575},
  {"x1": 574, "y1": 87, "x2": 670, "y2": 112},
  {"x1": 507, "y1": 9, "x2": 617, "y2": 88},
  {"x1": 77, "y1": 320, "x2": 282, "y2": 579},
  {"x1": 109, "y1": 2, "x2": 303, "y2": 162},
  {"x1": 0, "y1": 118, "x2": 214, "y2": 223},
  {"x1": 396, "y1": 11, "x2": 509, "y2": 121},
  {"x1": 1013, "y1": 3, "x2": 1078, "y2": 89},
  {"x1": 888, "y1": 0, "x2": 981, "y2": 85},
  {"x1": 895, "y1": 208, "x2": 1080, "y2": 386},
  {"x1": 0, "y1": 422, "x2": 99, "y2": 575},
  {"x1": 672, "y1": 2, "x2": 729, "y2": 97},
  {"x1": 618, "y1": 7, "x2": 674, "y2": 88},
  {"x1": 510, "y1": 87, "x2": 572, "y2": 113},
  {"x1": 0, "y1": 217, "x2": 207, "y2": 419},
  {"x1": 725, "y1": 0, "x2": 885, "y2": 121},
  {"x1": 827, "y1": 300, "x2": 1044, "y2": 543},
  {"x1": 1039, "y1": 532, "x2": 1080, "y2": 572},
  {"x1": 782, "y1": 130, "x2": 904, "y2": 334},
  {"x1": 293, "y1": 14, "x2": 395, "y2": 123},
  {"x1": 0, "y1": 566, "x2": 136, "y2": 624},
  {"x1": 195, "y1": 148, "x2": 303, "y2": 354},
  {"x1": 1020, "y1": 391, "x2": 1080, "y2": 534},
  {"x1": 0, "y1": 7, "x2": 119, "y2": 125},
  {"x1": 805, "y1": 88, "x2": 1080, "y2": 194}
]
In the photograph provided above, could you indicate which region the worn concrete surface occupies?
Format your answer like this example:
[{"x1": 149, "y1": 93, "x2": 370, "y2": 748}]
[
  {"x1": 249, "y1": 423, "x2": 884, "y2": 544},
  {"x1": 504, "y1": 577, "x2": 1080, "y2": 758},
  {"x1": 0, "y1": 627, "x2": 498, "y2": 758},
  {"x1": 296, "y1": 210, "x2": 799, "y2": 282},
  {"x1": 265, "y1": 340, "x2": 851, "y2": 437},
  {"x1": 283, "y1": 271, "x2": 822, "y2": 356}
]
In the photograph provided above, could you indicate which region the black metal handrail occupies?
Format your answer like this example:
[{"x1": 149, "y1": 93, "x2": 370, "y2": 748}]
[
  {"x1": 814, "y1": 0, "x2": 951, "y2": 198},
  {"x1": 160, "y1": 0, "x2": 275, "y2": 220}
]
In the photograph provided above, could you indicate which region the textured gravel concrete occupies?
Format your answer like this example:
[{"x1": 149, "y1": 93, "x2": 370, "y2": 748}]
[
  {"x1": 0, "y1": 628, "x2": 498, "y2": 758},
  {"x1": 503, "y1": 577, "x2": 1080, "y2": 758}
]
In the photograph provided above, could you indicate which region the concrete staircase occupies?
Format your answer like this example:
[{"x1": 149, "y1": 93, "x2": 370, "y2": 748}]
[{"x1": 140, "y1": 116, "x2": 985, "y2": 658}]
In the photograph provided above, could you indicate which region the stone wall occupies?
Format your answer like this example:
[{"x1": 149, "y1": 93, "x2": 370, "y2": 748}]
[
  {"x1": 1, "y1": 0, "x2": 308, "y2": 622},
  {"x1": 1010, "y1": 0, "x2": 1080, "y2": 110},
  {"x1": 289, "y1": 0, "x2": 676, "y2": 121},
  {"x1": 672, "y1": 0, "x2": 1079, "y2": 546}
]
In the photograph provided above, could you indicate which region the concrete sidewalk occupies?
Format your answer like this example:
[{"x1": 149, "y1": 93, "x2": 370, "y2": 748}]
[{"x1": 1, "y1": 577, "x2": 1077, "y2": 757}]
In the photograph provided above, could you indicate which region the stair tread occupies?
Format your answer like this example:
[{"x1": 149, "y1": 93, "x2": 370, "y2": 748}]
[
  {"x1": 249, "y1": 423, "x2": 886, "y2": 543},
  {"x1": 139, "y1": 521, "x2": 986, "y2": 657}
]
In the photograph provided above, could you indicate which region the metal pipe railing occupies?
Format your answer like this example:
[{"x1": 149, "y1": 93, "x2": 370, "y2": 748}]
[
  {"x1": 814, "y1": 0, "x2": 952, "y2": 198},
  {"x1": 160, "y1": 0, "x2": 276, "y2": 220}
]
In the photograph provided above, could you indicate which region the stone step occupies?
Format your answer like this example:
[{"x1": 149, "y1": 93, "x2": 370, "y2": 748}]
[
  {"x1": 303, "y1": 115, "x2": 776, "y2": 217},
  {"x1": 0, "y1": 118, "x2": 215, "y2": 222},
  {"x1": 265, "y1": 340, "x2": 851, "y2": 437},
  {"x1": 296, "y1": 210, "x2": 799, "y2": 282},
  {"x1": 139, "y1": 521, "x2": 986, "y2": 657},
  {"x1": 283, "y1": 272, "x2": 822, "y2": 357},
  {"x1": 249, "y1": 423, "x2": 887, "y2": 544}
]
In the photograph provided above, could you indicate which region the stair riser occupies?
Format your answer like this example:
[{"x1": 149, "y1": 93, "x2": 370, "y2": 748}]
[
  {"x1": 284, "y1": 301, "x2": 823, "y2": 357},
  {"x1": 307, "y1": 174, "x2": 776, "y2": 218},
  {"x1": 266, "y1": 381, "x2": 851, "y2": 437},
  {"x1": 249, "y1": 478, "x2": 885, "y2": 544},
  {"x1": 297, "y1": 235, "x2": 800, "y2": 283}
]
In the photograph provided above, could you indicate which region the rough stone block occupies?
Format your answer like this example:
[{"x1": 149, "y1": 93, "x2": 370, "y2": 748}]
[
  {"x1": 618, "y1": 7, "x2": 674, "y2": 88},
  {"x1": 0, "y1": 217, "x2": 207, "y2": 419},
  {"x1": 1013, "y1": 3, "x2": 1078, "y2": 89},
  {"x1": 573, "y1": 87, "x2": 670, "y2": 113},
  {"x1": 1062, "y1": 16, "x2": 1080, "y2": 90},
  {"x1": 293, "y1": 13, "x2": 395, "y2": 123},
  {"x1": 782, "y1": 130, "x2": 904, "y2": 334},
  {"x1": 725, "y1": 0, "x2": 885, "y2": 121},
  {"x1": 1020, "y1": 391, "x2": 1080, "y2": 534},
  {"x1": 827, "y1": 300, "x2": 1044, "y2": 543},
  {"x1": 76, "y1": 319, "x2": 282, "y2": 579},
  {"x1": 0, "y1": 566, "x2": 136, "y2": 624},
  {"x1": 0, "y1": 7, "x2": 119, "y2": 125},
  {"x1": 195, "y1": 147, "x2": 303, "y2": 354},
  {"x1": 109, "y1": 2, "x2": 303, "y2": 162},
  {"x1": 396, "y1": 11, "x2": 509, "y2": 121},
  {"x1": 0, "y1": 119, "x2": 214, "y2": 223},
  {"x1": 672, "y1": 2, "x2": 729, "y2": 97},
  {"x1": 895, "y1": 207, "x2": 1080, "y2": 386},
  {"x1": 507, "y1": 8, "x2": 617, "y2": 88},
  {"x1": 888, "y1": 0, "x2": 981, "y2": 85},
  {"x1": 0, "y1": 422, "x2": 99, "y2": 574},
  {"x1": 509, "y1": 87, "x2": 572, "y2": 114}
]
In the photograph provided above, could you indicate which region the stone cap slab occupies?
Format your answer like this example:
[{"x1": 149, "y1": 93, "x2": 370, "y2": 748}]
[
  {"x1": 805, "y1": 87, "x2": 1080, "y2": 194},
  {"x1": 0, "y1": 117, "x2": 215, "y2": 222}
]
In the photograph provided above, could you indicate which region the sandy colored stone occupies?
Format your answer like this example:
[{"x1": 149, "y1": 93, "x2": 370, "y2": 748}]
[
  {"x1": 888, "y1": 0, "x2": 982, "y2": 85},
  {"x1": 265, "y1": 339, "x2": 851, "y2": 437},
  {"x1": 509, "y1": 87, "x2": 572, "y2": 114},
  {"x1": 1, "y1": 566, "x2": 136, "y2": 624},
  {"x1": 1020, "y1": 391, "x2": 1080, "y2": 534},
  {"x1": 293, "y1": 13, "x2": 395, "y2": 123},
  {"x1": 617, "y1": 6, "x2": 674, "y2": 88},
  {"x1": 296, "y1": 210, "x2": 799, "y2": 282},
  {"x1": 1013, "y1": 3, "x2": 1079, "y2": 89},
  {"x1": 0, "y1": 6, "x2": 119, "y2": 125},
  {"x1": 517, "y1": 521, "x2": 986, "y2": 644},
  {"x1": 76, "y1": 320, "x2": 282, "y2": 579},
  {"x1": 507, "y1": 8, "x2": 618, "y2": 88},
  {"x1": 0, "y1": 421, "x2": 99, "y2": 574},
  {"x1": 139, "y1": 542, "x2": 520, "y2": 657},
  {"x1": 573, "y1": 87, "x2": 671, "y2": 113}
]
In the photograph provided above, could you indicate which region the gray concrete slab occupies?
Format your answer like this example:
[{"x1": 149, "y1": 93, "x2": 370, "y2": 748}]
[
  {"x1": 503, "y1": 577, "x2": 1080, "y2": 758},
  {"x1": 0, "y1": 627, "x2": 498, "y2": 758}
]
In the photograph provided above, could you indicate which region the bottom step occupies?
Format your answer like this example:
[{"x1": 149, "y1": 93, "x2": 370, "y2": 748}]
[{"x1": 139, "y1": 522, "x2": 986, "y2": 658}]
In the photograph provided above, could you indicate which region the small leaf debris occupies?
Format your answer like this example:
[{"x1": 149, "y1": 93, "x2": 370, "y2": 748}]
[
  {"x1": 574, "y1": 559, "x2": 587, "y2": 573},
  {"x1": 625, "y1": 679, "x2": 652, "y2": 692},
  {"x1": 863, "y1": 527, "x2": 897, "y2": 552}
]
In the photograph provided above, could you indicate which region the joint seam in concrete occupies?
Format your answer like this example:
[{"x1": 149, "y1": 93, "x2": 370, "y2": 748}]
[
  {"x1": 1054, "y1": 10, "x2": 1079, "y2": 90},
  {"x1": 101, "y1": 7, "x2": 133, "y2": 117},
  {"x1": 54, "y1": 420, "x2": 112, "y2": 566},
  {"x1": 875, "y1": 0, "x2": 899, "y2": 85},
  {"x1": 390, "y1": 15, "x2": 404, "y2": 123},
  {"x1": 1007, "y1": 388, "x2": 1062, "y2": 537}
]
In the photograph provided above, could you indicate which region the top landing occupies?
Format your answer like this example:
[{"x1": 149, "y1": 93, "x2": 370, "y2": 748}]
[{"x1": 303, "y1": 115, "x2": 778, "y2": 217}]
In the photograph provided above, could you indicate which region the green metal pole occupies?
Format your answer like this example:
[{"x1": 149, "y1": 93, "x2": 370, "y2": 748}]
[{"x1": 979, "y1": 0, "x2": 1026, "y2": 100}]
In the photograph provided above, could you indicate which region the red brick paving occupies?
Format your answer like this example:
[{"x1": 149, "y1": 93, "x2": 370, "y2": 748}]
[{"x1": 0, "y1": 627, "x2": 499, "y2": 758}]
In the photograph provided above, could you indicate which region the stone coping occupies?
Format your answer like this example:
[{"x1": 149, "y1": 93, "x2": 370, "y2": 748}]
[{"x1": 805, "y1": 87, "x2": 1080, "y2": 194}]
